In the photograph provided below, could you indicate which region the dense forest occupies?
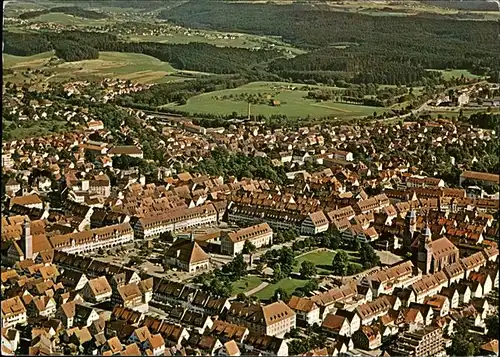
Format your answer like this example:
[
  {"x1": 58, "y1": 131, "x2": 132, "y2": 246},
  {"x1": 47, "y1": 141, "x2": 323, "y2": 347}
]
[
  {"x1": 160, "y1": 1, "x2": 500, "y2": 84},
  {"x1": 5, "y1": 1, "x2": 499, "y2": 86},
  {"x1": 3, "y1": 32, "x2": 53, "y2": 56},
  {"x1": 52, "y1": 39, "x2": 99, "y2": 62},
  {"x1": 18, "y1": 6, "x2": 108, "y2": 20},
  {"x1": 3, "y1": 30, "x2": 282, "y2": 75}
]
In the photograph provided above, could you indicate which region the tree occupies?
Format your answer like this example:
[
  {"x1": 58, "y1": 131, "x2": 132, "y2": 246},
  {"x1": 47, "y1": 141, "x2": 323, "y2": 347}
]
[
  {"x1": 449, "y1": 318, "x2": 480, "y2": 357},
  {"x1": 287, "y1": 328, "x2": 300, "y2": 338},
  {"x1": 300, "y1": 261, "x2": 317, "y2": 279},
  {"x1": 273, "y1": 287, "x2": 289, "y2": 302},
  {"x1": 208, "y1": 276, "x2": 233, "y2": 297},
  {"x1": 485, "y1": 313, "x2": 499, "y2": 338},
  {"x1": 327, "y1": 230, "x2": 341, "y2": 250},
  {"x1": 272, "y1": 263, "x2": 286, "y2": 283},
  {"x1": 84, "y1": 150, "x2": 97, "y2": 163},
  {"x1": 347, "y1": 263, "x2": 360, "y2": 276},
  {"x1": 227, "y1": 253, "x2": 248, "y2": 280},
  {"x1": 242, "y1": 240, "x2": 256, "y2": 254},
  {"x1": 331, "y1": 250, "x2": 349, "y2": 276},
  {"x1": 292, "y1": 240, "x2": 305, "y2": 251},
  {"x1": 278, "y1": 247, "x2": 296, "y2": 275},
  {"x1": 359, "y1": 242, "x2": 380, "y2": 269},
  {"x1": 350, "y1": 238, "x2": 361, "y2": 252},
  {"x1": 236, "y1": 292, "x2": 247, "y2": 301},
  {"x1": 303, "y1": 279, "x2": 319, "y2": 294},
  {"x1": 321, "y1": 235, "x2": 331, "y2": 248}
]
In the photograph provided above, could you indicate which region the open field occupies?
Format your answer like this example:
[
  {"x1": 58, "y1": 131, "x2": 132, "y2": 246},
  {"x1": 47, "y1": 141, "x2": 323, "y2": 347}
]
[
  {"x1": 163, "y1": 81, "x2": 384, "y2": 119},
  {"x1": 434, "y1": 69, "x2": 483, "y2": 81},
  {"x1": 3, "y1": 51, "x2": 183, "y2": 84},
  {"x1": 253, "y1": 278, "x2": 308, "y2": 301},
  {"x1": 324, "y1": 1, "x2": 500, "y2": 20},
  {"x1": 25, "y1": 12, "x2": 113, "y2": 26},
  {"x1": 3, "y1": 120, "x2": 68, "y2": 140},
  {"x1": 231, "y1": 275, "x2": 264, "y2": 296},
  {"x1": 426, "y1": 108, "x2": 499, "y2": 118},
  {"x1": 3, "y1": 51, "x2": 54, "y2": 68},
  {"x1": 295, "y1": 249, "x2": 361, "y2": 275}
]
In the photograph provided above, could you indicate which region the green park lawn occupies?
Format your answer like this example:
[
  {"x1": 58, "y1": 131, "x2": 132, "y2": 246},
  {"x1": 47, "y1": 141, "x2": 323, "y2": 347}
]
[
  {"x1": 253, "y1": 278, "x2": 308, "y2": 301},
  {"x1": 231, "y1": 275, "x2": 264, "y2": 296},
  {"x1": 163, "y1": 81, "x2": 384, "y2": 119},
  {"x1": 295, "y1": 249, "x2": 361, "y2": 275}
]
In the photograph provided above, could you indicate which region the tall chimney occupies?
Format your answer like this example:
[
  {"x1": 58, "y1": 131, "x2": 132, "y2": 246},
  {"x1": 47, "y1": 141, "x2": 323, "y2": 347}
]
[{"x1": 23, "y1": 217, "x2": 33, "y2": 260}]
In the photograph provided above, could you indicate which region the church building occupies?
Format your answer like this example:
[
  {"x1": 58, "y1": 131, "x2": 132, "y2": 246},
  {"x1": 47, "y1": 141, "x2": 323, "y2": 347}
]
[{"x1": 404, "y1": 211, "x2": 460, "y2": 275}]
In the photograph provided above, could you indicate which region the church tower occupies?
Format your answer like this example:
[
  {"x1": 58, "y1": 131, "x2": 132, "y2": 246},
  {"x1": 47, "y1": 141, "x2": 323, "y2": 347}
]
[
  {"x1": 417, "y1": 224, "x2": 433, "y2": 274},
  {"x1": 23, "y1": 217, "x2": 33, "y2": 260},
  {"x1": 403, "y1": 209, "x2": 417, "y2": 250}
]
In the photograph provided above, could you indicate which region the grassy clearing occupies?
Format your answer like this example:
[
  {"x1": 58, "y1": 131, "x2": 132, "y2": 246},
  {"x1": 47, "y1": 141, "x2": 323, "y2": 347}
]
[
  {"x1": 3, "y1": 51, "x2": 179, "y2": 84},
  {"x1": 427, "y1": 108, "x2": 499, "y2": 119},
  {"x1": 164, "y1": 81, "x2": 384, "y2": 119},
  {"x1": 253, "y1": 278, "x2": 308, "y2": 301},
  {"x1": 3, "y1": 120, "x2": 68, "y2": 140},
  {"x1": 3, "y1": 51, "x2": 54, "y2": 69},
  {"x1": 432, "y1": 69, "x2": 483, "y2": 81},
  {"x1": 231, "y1": 275, "x2": 264, "y2": 296},
  {"x1": 295, "y1": 249, "x2": 361, "y2": 275}
]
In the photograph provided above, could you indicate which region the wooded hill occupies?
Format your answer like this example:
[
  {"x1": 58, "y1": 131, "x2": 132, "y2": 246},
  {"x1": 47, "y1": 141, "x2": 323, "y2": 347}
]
[{"x1": 160, "y1": 1, "x2": 499, "y2": 84}]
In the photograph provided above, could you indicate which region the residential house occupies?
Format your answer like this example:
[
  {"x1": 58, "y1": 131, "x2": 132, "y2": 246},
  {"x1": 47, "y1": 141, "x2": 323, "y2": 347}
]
[
  {"x1": 356, "y1": 295, "x2": 400, "y2": 325},
  {"x1": 352, "y1": 325, "x2": 382, "y2": 350},
  {"x1": 479, "y1": 339, "x2": 499, "y2": 356},
  {"x1": 74, "y1": 304, "x2": 100, "y2": 327},
  {"x1": 424, "y1": 295, "x2": 450, "y2": 317},
  {"x1": 454, "y1": 283, "x2": 472, "y2": 305},
  {"x1": 108, "y1": 146, "x2": 144, "y2": 159},
  {"x1": 219, "y1": 340, "x2": 241, "y2": 356},
  {"x1": 82, "y1": 276, "x2": 112, "y2": 303},
  {"x1": 58, "y1": 270, "x2": 88, "y2": 291},
  {"x1": 469, "y1": 271, "x2": 493, "y2": 295},
  {"x1": 225, "y1": 301, "x2": 296, "y2": 338},
  {"x1": 301, "y1": 211, "x2": 329, "y2": 235},
  {"x1": 29, "y1": 295, "x2": 56, "y2": 318},
  {"x1": 334, "y1": 309, "x2": 361, "y2": 336},
  {"x1": 322, "y1": 314, "x2": 351, "y2": 337},
  {"x1": 221, "y1": 223, "x2": 273, "y2": 256},
  {"x1": 209, "y1": 320, "x2": 249, "y2": 345},
  {"x1": 1, "y1": 296, "x2": 27, "y2": 328},
  {"x1": 287, "y1": 296, "x2": 321, "y2": 327},
  {"x1": 242, "y1": 333, "x2": 288, "y2": 356}
]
